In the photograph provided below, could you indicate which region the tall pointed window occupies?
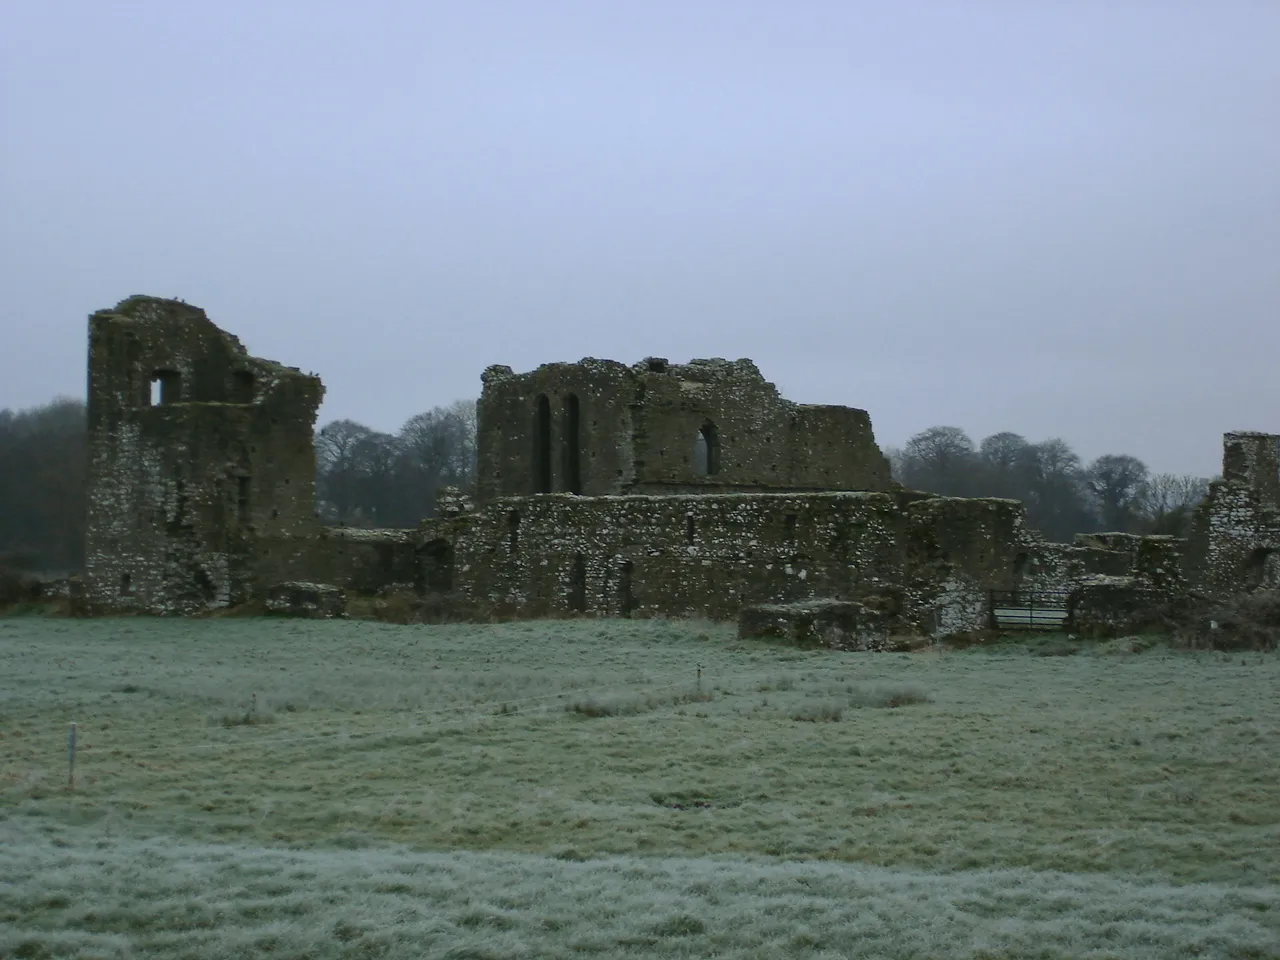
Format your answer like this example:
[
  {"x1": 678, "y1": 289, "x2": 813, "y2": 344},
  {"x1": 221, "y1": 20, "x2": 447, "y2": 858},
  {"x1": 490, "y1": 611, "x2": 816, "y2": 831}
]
[
  {"x1": 532, "y1": 395, "x2": 552, "y2": 493},
  {"x1": 694, "y1": 420, "x2": 720, "y2": 475}
]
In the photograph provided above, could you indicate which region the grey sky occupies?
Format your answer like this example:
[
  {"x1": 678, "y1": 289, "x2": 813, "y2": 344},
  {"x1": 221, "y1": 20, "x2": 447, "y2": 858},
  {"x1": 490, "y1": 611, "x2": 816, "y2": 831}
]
[{"x1": 2, "y1": 1, "x2": 1276, "y2": 476}]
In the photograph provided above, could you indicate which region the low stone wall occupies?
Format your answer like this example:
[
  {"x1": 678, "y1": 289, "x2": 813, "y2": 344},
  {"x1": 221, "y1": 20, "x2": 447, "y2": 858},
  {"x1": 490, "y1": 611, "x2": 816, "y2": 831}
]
[
  {"x1": 420, "y1": 490, "x2": 1034, "y2": 634},
  {"x1": 255, "y1": 529, "x2": 418, "y2": 597}
]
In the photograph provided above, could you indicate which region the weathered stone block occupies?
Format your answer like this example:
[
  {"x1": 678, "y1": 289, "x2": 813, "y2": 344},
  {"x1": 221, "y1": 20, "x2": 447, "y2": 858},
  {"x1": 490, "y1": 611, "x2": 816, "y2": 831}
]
[
  {"x1": 738, "y1": 599, "x2": 893, "y2": 651},
  {"x1": 265, "y1": 581, "x2": 346, "y2": 619}
]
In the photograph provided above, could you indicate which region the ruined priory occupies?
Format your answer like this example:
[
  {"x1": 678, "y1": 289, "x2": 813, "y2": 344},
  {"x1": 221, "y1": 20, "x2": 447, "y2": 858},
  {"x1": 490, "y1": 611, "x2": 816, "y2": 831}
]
[{"x1": 82, "y1": 296, "x2": 1280, "y2": 639}]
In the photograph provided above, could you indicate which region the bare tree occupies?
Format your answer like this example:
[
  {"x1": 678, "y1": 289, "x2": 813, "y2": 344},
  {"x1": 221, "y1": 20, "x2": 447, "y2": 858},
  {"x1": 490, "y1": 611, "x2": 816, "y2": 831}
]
[
  {"x1": 1138, "y1": 472, "x2": 1210, "y2": 536},
  {"x1": 315, "y1": 419, "x2": 376, "y2": 524},
  {"x1": 315, "y1": 399, "x2": 478, "y2": 528},
  {"x1": 1085, "y1": 454, "x2": 1150, "y2": 532},
  {"x1": 900, "y1": 426, "x2": 978, "y2": 495}
]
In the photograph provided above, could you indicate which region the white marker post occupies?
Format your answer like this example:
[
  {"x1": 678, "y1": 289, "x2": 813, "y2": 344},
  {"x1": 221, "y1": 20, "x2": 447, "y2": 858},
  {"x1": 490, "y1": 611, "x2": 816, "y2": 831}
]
[{"x1": 67, "y1": 722, "x2": 77, "y2": 791}]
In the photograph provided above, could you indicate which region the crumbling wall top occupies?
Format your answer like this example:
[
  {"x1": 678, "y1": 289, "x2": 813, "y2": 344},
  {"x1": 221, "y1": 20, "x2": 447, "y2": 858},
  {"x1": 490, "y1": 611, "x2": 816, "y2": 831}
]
[{"x1": 1222, "y1": 431, "x2": 1280, "y2": 505}]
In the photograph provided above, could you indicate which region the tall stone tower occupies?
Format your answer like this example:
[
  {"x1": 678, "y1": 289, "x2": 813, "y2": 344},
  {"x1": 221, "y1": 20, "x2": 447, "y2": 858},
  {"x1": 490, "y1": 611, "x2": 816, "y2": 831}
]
[{"x1": 84, "y1": 296, "x2": 323, "y2": 613}]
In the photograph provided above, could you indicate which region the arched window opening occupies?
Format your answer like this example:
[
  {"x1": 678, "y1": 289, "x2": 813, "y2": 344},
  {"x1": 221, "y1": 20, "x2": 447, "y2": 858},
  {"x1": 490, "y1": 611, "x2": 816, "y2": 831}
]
[
  {"x1": 562, "y1": 393, "x2": 582, "y2": 494},
  {"x1": 532, "y1": 395, "x2": 552, "y2": 493},
  {"x1": 694, "y1": 421, "x2": 720, "y2": 476},
  {"x1": 148, "y1": 370, "x2": 181, "y2": 405}
]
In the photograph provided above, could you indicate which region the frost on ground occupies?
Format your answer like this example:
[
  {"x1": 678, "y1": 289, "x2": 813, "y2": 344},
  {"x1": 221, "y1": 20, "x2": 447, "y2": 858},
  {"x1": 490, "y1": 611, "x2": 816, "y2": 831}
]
[
  {"x1": 2, "y1": 824, "x2": 1277, "y2": 960},
  {"x1": 1, "y1": 616, "x2": 1278, "y2": 958}
]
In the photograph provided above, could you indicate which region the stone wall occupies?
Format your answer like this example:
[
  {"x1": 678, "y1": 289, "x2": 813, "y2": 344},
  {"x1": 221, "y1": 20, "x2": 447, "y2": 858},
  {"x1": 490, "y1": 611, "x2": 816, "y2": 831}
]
[
  {"x1": 420, "y1": 491, "x2": 1036, "y2": 634},
  {"x1": 1185, "y1": 432, "x2": 1280, "y2": 598},
  {"x1": 254, "y1": 529, "x2": 419, "y2": 597},
  {"x1": 84, "y1": 297, "x2": 323, "y2": 614},
  {"x1": 476, "y1": 357, "x2": 893, "y2": 501}
]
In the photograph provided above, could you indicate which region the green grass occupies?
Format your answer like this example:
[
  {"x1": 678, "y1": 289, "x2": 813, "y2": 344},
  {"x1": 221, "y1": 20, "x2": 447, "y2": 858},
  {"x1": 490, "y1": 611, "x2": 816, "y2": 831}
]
[{"x1": 2, "y1": 616, "x2": 1278, "y2": 958}]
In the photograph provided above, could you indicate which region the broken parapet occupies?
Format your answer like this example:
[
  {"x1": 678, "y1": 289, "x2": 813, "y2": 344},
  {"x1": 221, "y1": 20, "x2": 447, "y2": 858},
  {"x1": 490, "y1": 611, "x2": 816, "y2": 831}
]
[
  {"x1": 265, "y1": 582, "x2": 346, "y2": 619},
  {"x1": 435, "y1": 486, "x2": 476, "y2": 517},
  {"x1": 738, "y1": 599, "x2": 896, "y2": 651},
  {"x1": 1185, "y1": 432, "x2": 1280, "y2": 599}
]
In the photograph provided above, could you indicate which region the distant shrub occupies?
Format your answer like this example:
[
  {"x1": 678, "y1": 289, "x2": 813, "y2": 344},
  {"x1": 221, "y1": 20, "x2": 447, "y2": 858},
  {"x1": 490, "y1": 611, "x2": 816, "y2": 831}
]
[
  {"x1": 566, "y1": 686, "x2": 711, "y2": 719},
  {"x1": 788, "y1": 700, "x2": 843, "y2": 723},
  {"x1": 0, "y1": 565, "x2": 46, "y2": 611},
  {"x1": 1094, "y1": 635, "x2": 1158, "y2": 655},
  {"x1": 1037, "y1": 640, "x2": 1081, "y2": 657},
  {"x1": 847, "y1": 684, "x2": 931, "y2": 709},
  {"x1": 370, "y1": 591, "x2": 476, "y2": 625},
  {"x1": 756, "y1": 674, "x2": 796, "y2": 692},
  {"x1": 1174, "y1": 591, "x2": 1280, "y2": 652},
  {"x1": 212, "y1": 694, "x2": 276, "y2": 727}
]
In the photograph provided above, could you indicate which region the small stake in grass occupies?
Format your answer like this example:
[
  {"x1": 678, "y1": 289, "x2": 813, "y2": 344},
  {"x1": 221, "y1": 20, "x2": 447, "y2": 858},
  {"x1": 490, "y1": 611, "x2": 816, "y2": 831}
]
[
  {"x1": 696, "y1": 664, "x2": 702, "y2": 694},
  {"x1": 67, "y1": 722, "x2": 77, "y2": 791}
]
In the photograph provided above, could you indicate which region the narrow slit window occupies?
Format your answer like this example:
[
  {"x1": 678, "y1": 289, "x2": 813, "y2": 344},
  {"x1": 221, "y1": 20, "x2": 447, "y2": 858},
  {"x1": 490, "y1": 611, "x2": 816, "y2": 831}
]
[{"x1": 533, "y1": 395, "x2": 552, "y2": 493}]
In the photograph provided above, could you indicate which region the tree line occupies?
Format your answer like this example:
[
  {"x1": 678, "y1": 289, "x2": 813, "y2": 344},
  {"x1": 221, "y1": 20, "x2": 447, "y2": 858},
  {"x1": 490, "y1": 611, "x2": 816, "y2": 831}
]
[
  {"x1": 0, "y1": 398, "x2": 88, "y2": 572},
  {"x1": 315, "y1": 399, "x2": 477, "y2": 528},
  {"x1": 886, "y1": 426, "x2": 1212, "y2": 542},
  {"x1": 0, "y1": 397, "x2": 1211, "y2": 572}
]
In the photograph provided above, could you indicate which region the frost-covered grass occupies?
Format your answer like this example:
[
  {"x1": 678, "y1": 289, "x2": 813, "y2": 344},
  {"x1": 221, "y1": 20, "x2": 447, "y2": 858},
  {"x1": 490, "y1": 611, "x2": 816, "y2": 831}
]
[
  {"x1": 2, "y1": 617, "x2": 1278, "y2": 957},
  {"x1": 3, "y1": 821, "x2": 1277, "y2": 960}
]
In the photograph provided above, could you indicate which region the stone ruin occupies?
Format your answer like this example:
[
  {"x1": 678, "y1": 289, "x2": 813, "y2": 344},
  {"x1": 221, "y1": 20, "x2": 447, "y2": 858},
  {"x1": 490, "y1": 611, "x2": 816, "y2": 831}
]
[{"x1": 81, "y1": 297, "x2": 1278, "y2": 639}]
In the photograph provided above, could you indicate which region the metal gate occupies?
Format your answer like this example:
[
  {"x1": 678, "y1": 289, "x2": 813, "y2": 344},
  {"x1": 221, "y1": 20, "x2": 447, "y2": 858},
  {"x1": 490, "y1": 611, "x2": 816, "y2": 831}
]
[{"x1": 989, "y1": 590, "x2": 1071, "y2": 630}]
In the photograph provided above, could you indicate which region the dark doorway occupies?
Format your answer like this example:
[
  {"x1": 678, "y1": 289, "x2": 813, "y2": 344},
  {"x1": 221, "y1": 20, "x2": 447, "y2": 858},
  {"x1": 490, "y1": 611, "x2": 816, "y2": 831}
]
[
  {"x1": 1245, "y1": 548, "x2": 1276, "y2": 591},
  {"x1": 533, "y1": 395, "x2": 552, "y2": 493},
  {"x1": 421, "y1": 539, "x2": 455, "y2": 593},
  {"x1": 562, "y1": 393, "x2": 582, "y2": 494}
]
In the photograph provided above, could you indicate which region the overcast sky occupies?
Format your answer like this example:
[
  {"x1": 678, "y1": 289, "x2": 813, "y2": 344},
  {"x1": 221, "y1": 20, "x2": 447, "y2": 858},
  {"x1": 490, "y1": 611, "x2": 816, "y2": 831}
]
[{"x1": 2, "y1": 1, "x2": 1276, "y2": 476}]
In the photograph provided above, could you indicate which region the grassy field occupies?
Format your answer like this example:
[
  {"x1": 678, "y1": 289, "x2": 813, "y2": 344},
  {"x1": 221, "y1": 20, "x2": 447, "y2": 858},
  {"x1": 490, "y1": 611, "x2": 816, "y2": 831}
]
[{"x1": 2, "y1": 616, "x2": 1277, "y2": 958}]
